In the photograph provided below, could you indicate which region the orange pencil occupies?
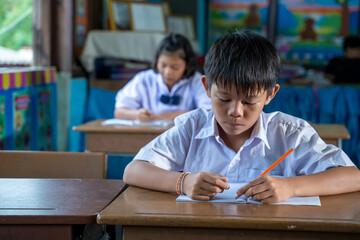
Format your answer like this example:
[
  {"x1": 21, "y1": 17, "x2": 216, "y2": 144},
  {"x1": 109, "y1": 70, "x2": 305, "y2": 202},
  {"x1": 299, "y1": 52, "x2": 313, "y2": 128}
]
[{"x1": 235, "y1": 148, "x2": 294, "y2": 199}]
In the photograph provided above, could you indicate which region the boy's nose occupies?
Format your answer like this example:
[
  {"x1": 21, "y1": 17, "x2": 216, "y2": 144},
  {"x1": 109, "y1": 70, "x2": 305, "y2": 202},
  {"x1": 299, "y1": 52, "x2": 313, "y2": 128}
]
[{"x1": 229, "y1": 101, "x2": 244, "y2": 117}]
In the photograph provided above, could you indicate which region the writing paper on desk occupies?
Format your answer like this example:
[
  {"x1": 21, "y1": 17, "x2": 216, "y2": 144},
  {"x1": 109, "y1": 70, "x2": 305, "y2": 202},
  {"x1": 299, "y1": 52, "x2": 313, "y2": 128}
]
[
  {"x1": 102, "y1": 118, "x2": 174, "y2": 127},
  {"x1": 176, "y1": 183, "x2": 321, "y2": 206}
]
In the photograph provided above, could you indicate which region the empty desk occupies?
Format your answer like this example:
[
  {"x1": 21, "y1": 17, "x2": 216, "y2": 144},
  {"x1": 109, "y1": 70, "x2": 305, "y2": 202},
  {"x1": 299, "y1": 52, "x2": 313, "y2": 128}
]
[{"x1": 0, "y1": 179, "x2": 126, "y2": 240}]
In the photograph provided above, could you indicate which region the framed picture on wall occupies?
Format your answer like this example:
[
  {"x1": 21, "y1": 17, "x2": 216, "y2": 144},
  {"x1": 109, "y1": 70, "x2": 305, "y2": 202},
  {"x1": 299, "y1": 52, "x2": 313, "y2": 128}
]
[
  {"x1": 107, "y1": 0, "x2": 131, "y2": 30},
  {"x1": 167, "y1": 15, "x2": 195, "y2": 40},
  {"x1": 183, "y1": 16, "x2": 195, "y2": 40},
  {"x1": 129, "y1": 2, "x2": 167, "y2": 32}
]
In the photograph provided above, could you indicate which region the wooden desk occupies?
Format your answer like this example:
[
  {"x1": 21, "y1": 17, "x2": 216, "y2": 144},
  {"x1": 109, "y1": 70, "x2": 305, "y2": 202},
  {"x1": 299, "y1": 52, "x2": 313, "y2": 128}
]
[
  {"x1": 89, "y1": 78, "x2": 130, "y2": 92},
  {"x1": 0, "y1": 179, "x2": 126, "y2": 240},
  {"x1": 73, "y1": 119, "x2": 172, "y2": 154},
  {"x1": 74, "y1": 120, "x2": 350, "y2": 154},
  {"x1": 97, "y1": 186, "x2": 360, "y2": 240}
]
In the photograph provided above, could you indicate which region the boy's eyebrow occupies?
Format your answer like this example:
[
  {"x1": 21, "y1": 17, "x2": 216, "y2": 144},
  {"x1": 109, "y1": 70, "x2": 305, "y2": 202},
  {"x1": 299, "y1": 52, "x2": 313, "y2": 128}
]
[
  {"x1": 246, "y1": 93, "x2": 263, "y2": 98},
  {"x1": 217, "y1": 89, "x2": 231, "y2": 95},
  {"x1": 217, "y1": 89, "x2": 263, "y2": 99}
]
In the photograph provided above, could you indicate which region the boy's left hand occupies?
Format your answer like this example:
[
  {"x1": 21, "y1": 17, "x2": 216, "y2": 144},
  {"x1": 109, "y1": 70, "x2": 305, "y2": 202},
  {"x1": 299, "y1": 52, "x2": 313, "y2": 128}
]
[{"x1": 236, "y1": 176, "x2": 294, "y2": 203}]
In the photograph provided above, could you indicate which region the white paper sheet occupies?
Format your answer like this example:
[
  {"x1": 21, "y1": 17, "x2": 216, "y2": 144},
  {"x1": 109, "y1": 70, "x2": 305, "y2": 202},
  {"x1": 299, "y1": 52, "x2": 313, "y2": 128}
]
[
  {"x1": 176, "y1": 183, "x2": 321, "y2": 206},
  {"x1": 102, "y1": 118, "x2": 174, "y2": 127}
]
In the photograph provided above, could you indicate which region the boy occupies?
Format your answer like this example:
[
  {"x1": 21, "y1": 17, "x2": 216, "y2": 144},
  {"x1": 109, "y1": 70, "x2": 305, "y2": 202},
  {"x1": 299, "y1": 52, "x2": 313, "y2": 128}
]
[{"x1": 124, "y1": 31, "x2": 360, "y2": 203}]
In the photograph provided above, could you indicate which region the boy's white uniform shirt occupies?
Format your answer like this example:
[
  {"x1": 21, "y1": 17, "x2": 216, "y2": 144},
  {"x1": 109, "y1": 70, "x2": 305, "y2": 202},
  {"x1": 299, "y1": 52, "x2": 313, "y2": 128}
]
[
  {"x1": 115, "y1": 69, "x2": 212, "y2": 114},
  {"x1": 135, "y1": 108, "x2": 355, "y2": 183}
]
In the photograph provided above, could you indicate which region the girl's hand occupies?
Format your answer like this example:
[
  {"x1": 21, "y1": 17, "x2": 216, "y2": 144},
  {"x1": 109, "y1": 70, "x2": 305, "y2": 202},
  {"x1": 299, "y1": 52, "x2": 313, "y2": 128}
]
[
  {"x1": 138, "y1": 108, "x2": 154, "y2": 122},
  {"x1": 236, "y1": 175, "x2": 295, "y2": 203},
  {"x1": 182, "y1": 172, "x2": 230, "y2": 201}
]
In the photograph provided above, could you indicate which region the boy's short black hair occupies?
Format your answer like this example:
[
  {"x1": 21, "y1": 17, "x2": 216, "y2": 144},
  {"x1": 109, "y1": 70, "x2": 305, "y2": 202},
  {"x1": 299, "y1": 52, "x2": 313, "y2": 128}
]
[
  {"x1": 204, "y1": 30, "x2": 281, "y2": 97},
  {"x1": 343, "y1": 36, "x2": 360, "y2": 50},
  {"x1": 152, "y1": 33, "x2": 197, "y2": 78}
]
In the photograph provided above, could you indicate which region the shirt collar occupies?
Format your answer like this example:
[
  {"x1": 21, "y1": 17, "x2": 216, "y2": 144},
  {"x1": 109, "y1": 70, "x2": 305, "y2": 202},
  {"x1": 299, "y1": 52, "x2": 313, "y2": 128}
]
[
  {"x1": 195, "y1": 111, "x2": 216, "y2": 139},
  {"x1": 249, "y1": 112, "x2": 271, "y2": 149},
  {"x1": 157, "y1": 72, "x2": 189, "y2": 94},
  {"x1": 195, "y1": 111, "x2": 271, "y2": 149}
]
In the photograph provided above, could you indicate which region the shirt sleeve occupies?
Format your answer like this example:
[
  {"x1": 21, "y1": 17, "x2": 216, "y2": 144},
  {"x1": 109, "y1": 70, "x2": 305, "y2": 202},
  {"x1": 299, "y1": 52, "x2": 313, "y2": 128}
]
[
  {"x1": 289, "y1": 122, "x2": 355, "y2": 176},
  {"x1": 134, "y1": 116, "x2": 191, "y2": 171},
  {"x1": 114, "y1": 71, "x2": 146, "y2": 109},
  {"x1": 191, "y1": 72, "x2": 212, "y2": 110}
]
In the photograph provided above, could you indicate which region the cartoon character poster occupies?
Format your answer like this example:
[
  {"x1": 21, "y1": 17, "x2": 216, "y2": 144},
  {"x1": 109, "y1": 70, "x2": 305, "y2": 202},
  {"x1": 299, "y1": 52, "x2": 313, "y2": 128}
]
[
  {"x1": 0, "y1": 95, "x2": 5, "y2": 150},
  {"x1": 276, "y1": 0, "x2": 360, "y2": 66},
  {"x1": 209, "y1": 0, "x2": 269, "y2": 45},
  {"x1": 37, "y1": 86, "x2": 54, "y2": 151},
  {"x1": 13, "y1": 90, "x2": 31, "y2": 150}
]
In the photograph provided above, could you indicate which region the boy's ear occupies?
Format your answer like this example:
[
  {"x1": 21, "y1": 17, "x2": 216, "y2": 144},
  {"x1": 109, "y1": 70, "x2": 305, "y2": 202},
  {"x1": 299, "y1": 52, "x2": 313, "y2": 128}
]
[
  {"x1": 201, "y1": 75, "x2": 211, "y2": 97},
  {"x1": 265, "y1": 84, "x2": 280, "y2": 105}
]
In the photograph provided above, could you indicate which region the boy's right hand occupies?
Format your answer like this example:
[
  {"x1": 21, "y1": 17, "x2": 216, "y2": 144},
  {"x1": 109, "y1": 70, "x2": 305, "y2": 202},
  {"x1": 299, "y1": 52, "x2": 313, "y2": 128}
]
[
  {"x1": 183, "y1": 172, "x2": 230, "y2": 201},
  {"x1": 138, "y1": 108, "x2": 154, "y2": 122}
]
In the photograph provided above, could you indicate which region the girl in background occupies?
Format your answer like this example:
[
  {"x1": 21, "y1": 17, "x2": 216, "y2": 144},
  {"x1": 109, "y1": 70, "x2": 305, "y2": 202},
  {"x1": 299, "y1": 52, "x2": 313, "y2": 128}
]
[{"x1": 114, "y1": 33, "x2": 211, "y2": 122}]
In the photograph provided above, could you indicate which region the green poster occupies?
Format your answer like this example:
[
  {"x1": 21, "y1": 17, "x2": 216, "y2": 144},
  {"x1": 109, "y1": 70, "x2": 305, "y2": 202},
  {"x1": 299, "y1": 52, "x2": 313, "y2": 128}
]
[
  {"x1": 37, "y1": 87, "x2": 53, "y2": 151},
  {"x1": 13, "y1": 90, "x2": 31, "y2": 150}
]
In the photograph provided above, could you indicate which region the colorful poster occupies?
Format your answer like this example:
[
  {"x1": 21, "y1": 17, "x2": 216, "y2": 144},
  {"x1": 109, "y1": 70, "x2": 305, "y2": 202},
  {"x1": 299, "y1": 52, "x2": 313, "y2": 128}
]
[
  {"x1": 0, "y1": 95, "x2": 5, "y2": 150},
  {"x1": 276, "y1": 0, "x2": 360, "y2": 66},
  {"x1": 209, "y1": 0, "x2": 269, "y2": 45},
  {"x1": 37, "y1": 86, "x2": 54, "y2": 151},
  {"x1": 13, "y1": 90, "x2": 31, "y2": 150}
]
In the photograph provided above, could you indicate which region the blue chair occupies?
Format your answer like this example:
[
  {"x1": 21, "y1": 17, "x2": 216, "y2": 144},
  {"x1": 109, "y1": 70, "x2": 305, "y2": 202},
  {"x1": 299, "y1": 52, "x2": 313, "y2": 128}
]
[
  {"x1": 84, "y1": 87, "x2": 132, "y2": 179},
  {"x1": 342, "y1": 87, "x2": 360, "y2": 165},
  {"x1": 296, "y1": 86, "x2": 317, "y2": 123},
  {"x1": 264, "y1": 86, "x2": 317, "y2": 123},
  {"x1": 84, "y1": 87, "x2": 117, "y2": 122},
  {"x1": 317, "y1": 87, "x2": 345, "y2": 124},
  {"x1": 264, "y1": 86, "x2": 299, "y2": 115}
]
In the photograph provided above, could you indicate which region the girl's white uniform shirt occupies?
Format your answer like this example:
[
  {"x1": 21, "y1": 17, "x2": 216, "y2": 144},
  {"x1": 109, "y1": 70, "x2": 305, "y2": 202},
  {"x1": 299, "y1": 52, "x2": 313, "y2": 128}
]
[
  {"x1": 134, "y1": 108, "x2": 355, "y2": 183},
  {"x1": 115, "y1": 69, "x2": 211, "y2": 113}
]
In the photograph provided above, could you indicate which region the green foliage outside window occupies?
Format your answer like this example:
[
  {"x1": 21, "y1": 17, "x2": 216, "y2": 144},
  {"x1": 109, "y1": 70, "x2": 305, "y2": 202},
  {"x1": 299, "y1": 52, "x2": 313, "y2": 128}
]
[{"x1": 0, "y1": 0, "x2": 32, "y2": 50}]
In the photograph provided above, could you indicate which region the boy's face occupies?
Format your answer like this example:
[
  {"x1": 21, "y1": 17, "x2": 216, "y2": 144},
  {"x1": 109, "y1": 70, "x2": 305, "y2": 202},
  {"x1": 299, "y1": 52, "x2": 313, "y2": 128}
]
[{"x1": 201, "y1": 76, "x2": 279, "y2": 140}]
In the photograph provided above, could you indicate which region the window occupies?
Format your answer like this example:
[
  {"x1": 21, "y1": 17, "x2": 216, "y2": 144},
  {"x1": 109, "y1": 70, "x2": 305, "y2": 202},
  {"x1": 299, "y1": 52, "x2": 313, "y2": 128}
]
[{"x1": 0, "y1": 0, "x2": 33, "y2": 67}]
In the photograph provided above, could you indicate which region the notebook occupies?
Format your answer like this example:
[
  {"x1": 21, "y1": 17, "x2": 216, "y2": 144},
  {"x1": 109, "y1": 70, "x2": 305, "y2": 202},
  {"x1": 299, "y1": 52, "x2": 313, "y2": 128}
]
[
  {"x1": 102, "y1": 118, "x2": 174, "y2": 127},
  {"x1": 176, "y1": 183, "x2": 321, "y2": 206}
]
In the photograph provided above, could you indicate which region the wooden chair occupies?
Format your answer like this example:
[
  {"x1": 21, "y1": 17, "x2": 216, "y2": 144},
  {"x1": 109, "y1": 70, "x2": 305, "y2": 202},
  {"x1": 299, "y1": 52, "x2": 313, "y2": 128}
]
[{"x1": 0, "y1": 151, "x2": 107, "y2": 179}]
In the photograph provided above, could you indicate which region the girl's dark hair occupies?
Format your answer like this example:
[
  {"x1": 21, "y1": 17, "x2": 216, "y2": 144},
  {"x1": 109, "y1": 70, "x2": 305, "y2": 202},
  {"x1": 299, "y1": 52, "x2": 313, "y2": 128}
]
[
  {"x1": 203, "y1": 30, "x2": 281, "y2": 97},
  {"x1": 152, "y1": 33, "x2": 197, "y2": 78}
]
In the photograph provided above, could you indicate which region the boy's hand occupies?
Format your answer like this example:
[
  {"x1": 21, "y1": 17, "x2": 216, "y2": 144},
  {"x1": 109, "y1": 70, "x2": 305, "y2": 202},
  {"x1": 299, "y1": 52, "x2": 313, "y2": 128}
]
[
  {"x1": 138, "y1": 108, "x2": 154, "y2": 122},
  {"x1": 182, "y1": 172, "x2": 230, "y2": 201},
  {"x1": 236, "y1": 176, "x2": 294, "y2": 203}
]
